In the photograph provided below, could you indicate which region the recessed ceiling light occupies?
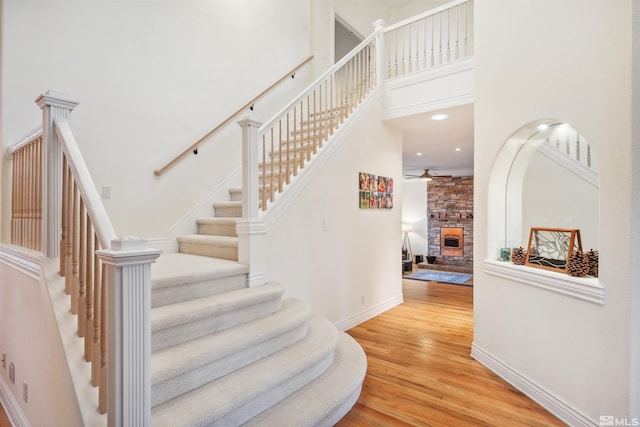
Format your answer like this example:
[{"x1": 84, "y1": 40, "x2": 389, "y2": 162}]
[
  {"x1": 455, "y1": 148, "x2": 461, "y2": 152},
  {"x1": 537, "y1": 124, "x2": 549, "y2": 130},
  {"x1": 431, "y1": 114, "x2": 448, "y2": 121},
  {"x1": 416, "y1": 152, "x2": 422, "y2": 156}
]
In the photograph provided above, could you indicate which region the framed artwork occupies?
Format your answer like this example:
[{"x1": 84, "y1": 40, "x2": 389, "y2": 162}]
[
  {"x1": 525, "y1": 227, "x2": 582, "y2": 273},
  {"x1": 359, "y1": 172, "x2": 393, "y2": 209}
]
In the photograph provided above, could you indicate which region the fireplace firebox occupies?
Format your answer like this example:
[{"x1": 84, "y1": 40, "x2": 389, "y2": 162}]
[{"x1": 441, "y1": 228, "x2": 463, "y2": 257}]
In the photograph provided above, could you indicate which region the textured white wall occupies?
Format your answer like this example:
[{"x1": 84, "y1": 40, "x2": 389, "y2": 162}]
[
  {"x1": 0, "y1": 252, "x2": 79, "y2": 427},
  {"x1": 474, "y1": 0, "x2": 632, "y2": 421},
  {"x1": 521, "y1": 151, "x2": 599, "y2": 251},
  {"x1": 263, "y1": 95, "x2": 403, "y2": 325},
  {"x1": 1, "y1": 0, "x2": 312, "y2": 238}
]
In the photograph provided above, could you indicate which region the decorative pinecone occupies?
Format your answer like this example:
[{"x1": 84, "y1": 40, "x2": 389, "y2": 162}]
[
  {"x1": 567, "y1": 250, "x2": 589, "y2": 277},
  {"x1": 587, "y1": 249, "x2": 599, "y2": 277},
  {"x1": 512, "y1": 247, "x2": 526, "y2": 265}
]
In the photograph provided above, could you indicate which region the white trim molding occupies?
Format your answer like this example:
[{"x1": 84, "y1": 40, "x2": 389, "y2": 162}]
[
  {"x1": 0, "y1": 375, "x2": 30, "y2": 427},
  {"x1": 484, "y1": 259, "x2": 604, "y2": 305},
  {"x1": 334, "y1": 294, "x2": 403, "y2": 332},
  {"x1": 0, "y1": 245, "x2": 41, "y2": 280},
  {"x1": 471, "y1": 343, "x2": 598, "y2": 427}
]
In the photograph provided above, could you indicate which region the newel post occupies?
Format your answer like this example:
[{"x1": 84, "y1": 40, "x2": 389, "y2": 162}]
[
  {"x1": 372, "y1": 19, "x2": 386, "y2": 86},
  {"x1": 97, "y1": 238, "x2": 161, "y2": 427},
  {"x1": 237, "y1": 116, "x2": 266, "y2": 287},
  {"x1": 35, "y1": 91, "x2": 79, "y2": 258}
]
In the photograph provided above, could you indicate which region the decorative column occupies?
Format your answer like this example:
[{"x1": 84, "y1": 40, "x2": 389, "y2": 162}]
[
  {"x1": 97, "y1": 238, "x2": 161, "y2": 427},
  {"x1": 237, "y1": 116, "x2": 266, "y2": 287},
  {"x1": 35, "y1": 91, "x2": 79, "y2": 258},
  {"x1": 372, "y1": 19, "x2": 386, "y2": 86}
]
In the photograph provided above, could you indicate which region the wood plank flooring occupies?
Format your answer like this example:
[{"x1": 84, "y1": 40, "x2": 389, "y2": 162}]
[
  {"x1": 337, "y1": 278, "x2": 566, "y2": 427},
  {"x1": 0, "y1": 402, "x2": 10, "y2": 427}
]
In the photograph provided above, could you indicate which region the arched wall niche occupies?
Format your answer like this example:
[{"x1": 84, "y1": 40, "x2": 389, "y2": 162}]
[{"x1": 487, "y1": 119, "x2": 600, "y2": 280}]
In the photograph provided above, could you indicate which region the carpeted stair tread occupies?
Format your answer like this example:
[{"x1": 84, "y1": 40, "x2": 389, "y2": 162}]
[
  {"x1": 151, "y1": 298, "x2": 310, "y2": 407},
  {"x1": 228, "y1": 187, "x2": 242, "y2": 201},
  {"x1": 177, "y1": 234, "x2": 238, "y2": 247},
  {"x1": 150, "y1": 315, "x2": 338, "y2": 427},
  {"x1": 243, "y1": 332, "x2": 367, "y2": 427},
  {"x1": 151, "y1": 253, "x2": 246, "y2": 290},
  {"x1": 212, "y1": 200, "x2": 242, "y2": 209},
  {"x1": 151, "y1": 282, "x2": 284, "y2": 352},
  {"x1": 196, "y1": 217, "x2": 238, "y2": 237},
  {"x1": 196, "y1": 217, "x2": 238, "y2": 226},
  {"x1": 178, "y1": 234, "x2": 239, "y2": 260},
  {"x1": 150, "y1": 253, "x2": 248, "y2": 307}
]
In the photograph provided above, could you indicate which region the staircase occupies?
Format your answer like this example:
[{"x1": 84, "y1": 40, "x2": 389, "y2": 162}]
[{"x1": 148, "y1": 182, "x2": 366, "y2": 426}]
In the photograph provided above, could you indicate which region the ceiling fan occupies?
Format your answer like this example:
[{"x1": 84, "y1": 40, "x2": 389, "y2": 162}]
[{"x1": 404, "y1": 169, "x2": 453, "y2": 181}]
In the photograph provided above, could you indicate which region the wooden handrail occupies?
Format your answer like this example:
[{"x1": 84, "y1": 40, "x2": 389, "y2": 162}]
[
  {"x1": 55, "y1": 117, "x2": 118, "y2": 248},
  {"x1": 5, "y1": 125, "x2": 43, "y2": 157},
  {"x1": 154, "y1": 55, "x2": 313, "y2": 177}
]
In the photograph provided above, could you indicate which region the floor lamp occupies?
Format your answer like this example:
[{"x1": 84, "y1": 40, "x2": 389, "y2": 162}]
[{"x1": 402, "y1": 231, "x2": 412, "y2": 261}]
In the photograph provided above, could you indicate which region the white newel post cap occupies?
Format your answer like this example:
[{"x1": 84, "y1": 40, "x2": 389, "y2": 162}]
[
  {"x1": 97, "y1": 237, "x2": 162, "y2": 264},
  {"x1": 372, "y1": 19, "x2": 386, "y2": 30},
  {"x1": 35, "y1": 90, "x2": 79, "y2": 111},
  {"x1": 237, "y1": 116, "x2": 262, "y2": 129}
]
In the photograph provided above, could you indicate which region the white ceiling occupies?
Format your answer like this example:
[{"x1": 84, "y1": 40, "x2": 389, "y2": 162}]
[{"x1": 386, "y1": 103, "x2": 474, "y2": 179}]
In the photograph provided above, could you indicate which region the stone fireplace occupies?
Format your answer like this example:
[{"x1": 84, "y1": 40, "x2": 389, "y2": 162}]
[{"x1": 427, "y1": 176, "x2": 473, "y2": 268}]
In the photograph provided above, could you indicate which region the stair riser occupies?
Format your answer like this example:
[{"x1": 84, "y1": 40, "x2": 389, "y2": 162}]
[
  {"x1": 152, "y1": 323, "x2": 309, "y2": 408},
  {"x1": 197, "y1": 223, "x2": 237, "y2": 237},
  {"x1": 215, "y1": 351, "x2": 335, "y2": 427},
  {"x1": 179, "y1": 242, "x2": 238, "y2": 261},
  {"x1": 152, "y1": 274, "x2": 247, "y2": 308},
  {"x1": 152, "y1": 298, "x2": 283, "y2": 352},
  {"x1": 229, "y1": 189, "x2": 242, "y2": 202},
  {"x1": 214, "y1": 206, "x2": 242, "y2": 218}
]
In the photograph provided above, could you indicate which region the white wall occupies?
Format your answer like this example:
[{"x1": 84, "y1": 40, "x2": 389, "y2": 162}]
[
  {"x1": 522, "y1": 151, "x2": 599, "y2": 251},
  {"x1": 474, "y1": 0, "x2": 632, "y2": 422},
  {"x1": 632, "y1": 1, "x2": 640, "y2": 417},
  {"x1": 402, "y1": 180, "x2": 428, "y2": 258},
  {"x1": 389, "y1": 0, "x2": 451, "y2": 23},
  {"x1": 1, "y1": 0, "x2": 312, "y2": 239},
  {"x1": 0, "y1": 250, "x2": 80, "y2": 427},
  {"x1": 263, "y1": 94, "x2": 403, "y2": 326}
]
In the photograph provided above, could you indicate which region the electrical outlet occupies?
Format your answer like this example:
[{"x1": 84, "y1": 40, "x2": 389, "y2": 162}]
[
  {"x1": 23, "y1": 381, "x2": 28, "y2": 403},
  {"x1": 9, "y1": 362, "x2": 15, "y2": 384},
  {"x1": 1, "y1": 352, "x2": 5, "y2": 369},
  {"x1": 102, "y1": 186, "x2": 111, "y2": 199}
]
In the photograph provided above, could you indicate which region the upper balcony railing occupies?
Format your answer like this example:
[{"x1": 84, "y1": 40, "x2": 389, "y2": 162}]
[{"x1": 383, "y1": 0, "x2": 474, "y2": 79}]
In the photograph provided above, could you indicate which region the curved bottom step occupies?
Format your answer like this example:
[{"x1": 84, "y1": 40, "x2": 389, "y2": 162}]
[{"x1": 243, "y1": 332, "x2": 367, "y2": 427}]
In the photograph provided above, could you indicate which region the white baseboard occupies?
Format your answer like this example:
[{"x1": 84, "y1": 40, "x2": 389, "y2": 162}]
[
  {"x1": 470, "y1": 343, "x2": 597, "y2": 427},
  {"x1": 0, "y1": 376, "x2": 30, "y2": 427},
  {"x1": 334, "y1": 294, "x2": 404, "y2": 332}
]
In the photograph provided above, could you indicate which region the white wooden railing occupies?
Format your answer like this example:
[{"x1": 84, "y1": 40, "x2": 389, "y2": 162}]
[
  {"x1": 383, "y1": 0, "x2": 474, "y2": 79},
  {"x1": 5, "y1": 92, "x2": 160, "y2": 426},
  {"x1": 544, "y1": 124, "x2": 597, "y2": 173},
  {"x1": 242, "y1": 30, "x2": 378, "y2": 217}
]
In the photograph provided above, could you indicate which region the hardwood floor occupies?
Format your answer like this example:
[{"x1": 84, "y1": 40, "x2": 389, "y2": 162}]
[
  {"x1": 337, "y1": 278, "x2": 565, "y2": 427},
  {"x1": 0, "y1": 402, "x2": 10, "y2": 427}
]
